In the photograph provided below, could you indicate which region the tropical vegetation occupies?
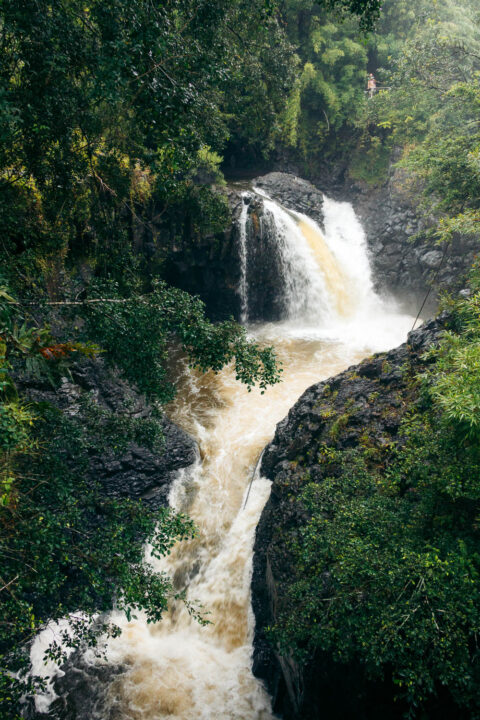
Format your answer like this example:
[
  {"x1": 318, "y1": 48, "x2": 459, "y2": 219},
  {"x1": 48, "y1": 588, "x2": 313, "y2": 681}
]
[{"x1": 1, "y1": 0, "x2": 480, "y2": 717}]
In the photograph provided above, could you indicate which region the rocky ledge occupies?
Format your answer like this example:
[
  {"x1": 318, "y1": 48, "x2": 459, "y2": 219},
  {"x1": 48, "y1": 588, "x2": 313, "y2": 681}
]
[
  {"x1": 251, "y1": 318, "x2": 444, "y2": 720},
  {"x1": 254, "y1": 172, "x2": 325, "y2": 227},
  {"x1": 347, "y1": 167, "x2": 478, "y2": 314},
  {"x1": 18, "y1": 357, "x2": 197, "y2": 508}
]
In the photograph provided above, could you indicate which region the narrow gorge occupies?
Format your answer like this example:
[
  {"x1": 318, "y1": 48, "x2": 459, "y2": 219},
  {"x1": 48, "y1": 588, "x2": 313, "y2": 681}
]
[
  {"x1": 30, "y1": 176, "x2": 418, "y2": 719},
  {"x1": 2, "y1": 2, "x2": 480, "y2": 718}
]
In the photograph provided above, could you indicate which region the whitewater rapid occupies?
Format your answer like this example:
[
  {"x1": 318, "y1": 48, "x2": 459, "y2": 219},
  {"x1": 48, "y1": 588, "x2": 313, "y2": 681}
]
[{"x1": 30, "y1": 191, "x2": 414, "y2": 719}]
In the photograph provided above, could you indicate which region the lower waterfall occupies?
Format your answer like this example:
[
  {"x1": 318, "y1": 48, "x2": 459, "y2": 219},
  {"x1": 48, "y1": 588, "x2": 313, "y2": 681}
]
[{"x1": 31, "y1": 193, "x2": 415, "y2": 719}]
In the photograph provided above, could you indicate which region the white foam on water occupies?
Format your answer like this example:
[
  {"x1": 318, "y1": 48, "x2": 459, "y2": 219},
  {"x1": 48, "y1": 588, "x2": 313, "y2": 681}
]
[{"x1": 29, "y1": 614, "x2": 90, "y2": 713}]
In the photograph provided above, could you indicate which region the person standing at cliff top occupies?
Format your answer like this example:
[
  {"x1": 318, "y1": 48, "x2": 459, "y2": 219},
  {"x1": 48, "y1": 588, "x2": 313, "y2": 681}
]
[{"x1": 367, "y1": 73, "x2": 377, "y2": 98}]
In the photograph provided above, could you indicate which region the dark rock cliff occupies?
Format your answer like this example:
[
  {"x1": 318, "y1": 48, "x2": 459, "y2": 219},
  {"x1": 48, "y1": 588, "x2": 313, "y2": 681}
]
[
  {"x1": 232, "y1": 174, "x2": 326, "y2": 322},
  {"x1": 251, "y1": 318, "x2": 444, "y2": 720},
  {"x1": 239, "y1": 192, "x2": 286, "y2": 322},
  {"x1": 19, "y1": 358, "x2": 197, "y2": 508},
  {"x1": 346, "y1": 167, "x2": 478, "y2": 315}
]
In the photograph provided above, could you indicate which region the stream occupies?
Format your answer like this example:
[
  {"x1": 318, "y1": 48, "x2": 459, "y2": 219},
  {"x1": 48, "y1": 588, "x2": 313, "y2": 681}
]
[{"x1": 31, "y1": 191, "x2": 414, "y2": 719}]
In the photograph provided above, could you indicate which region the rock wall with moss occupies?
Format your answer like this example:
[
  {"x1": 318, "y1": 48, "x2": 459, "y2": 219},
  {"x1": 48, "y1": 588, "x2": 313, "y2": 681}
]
[{"x1": 252, "y1": 311, "x2": 480, "y2": 719}]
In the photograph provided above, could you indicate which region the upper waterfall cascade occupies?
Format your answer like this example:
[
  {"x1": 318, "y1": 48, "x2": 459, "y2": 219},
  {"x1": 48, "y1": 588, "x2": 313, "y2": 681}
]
[
  {"x1": 30, "y1": 192, "x2": 414, "y2": 720},
  {"x1": 239, "y1": 189, "x2": 412, "y2": 351}
]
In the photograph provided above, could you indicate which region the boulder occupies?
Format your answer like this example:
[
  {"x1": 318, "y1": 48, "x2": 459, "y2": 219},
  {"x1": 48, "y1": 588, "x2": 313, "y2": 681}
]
[{"x1": 254, "y1": 172, "x2": 325, "y2": 226}]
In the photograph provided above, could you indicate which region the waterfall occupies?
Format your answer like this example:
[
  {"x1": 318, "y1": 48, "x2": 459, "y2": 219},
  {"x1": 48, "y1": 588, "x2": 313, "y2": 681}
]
[
  {"x1": 238, "y1": 194, "x2": 250, "y2": 324},
  {"x1": 256, "y1": 194, "x2": 334, "y2": 323},
  {"x1": 31, "y1": 190, "x2": 414, "y2": 720},
  {"x1": 244, "y1": 189, "x2": 411, "y2": 352}
]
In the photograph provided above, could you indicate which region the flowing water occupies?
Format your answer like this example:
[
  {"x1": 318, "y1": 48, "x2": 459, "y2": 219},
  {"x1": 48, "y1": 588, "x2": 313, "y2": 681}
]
[
  {"x1": 238, "y1": 193, "x2": 250, "y2": 324},
  {"x1": 30, "y1": 191, "x2": 415, "y2": 719}
]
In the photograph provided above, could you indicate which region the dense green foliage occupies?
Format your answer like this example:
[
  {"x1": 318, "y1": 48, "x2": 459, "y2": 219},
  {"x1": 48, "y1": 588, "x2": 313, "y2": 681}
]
[
  {"x1": 362, "y1": 0, "x2": 480, "y2": 205},
  {"x1": 278, "y1": 0, "x2": 480, "y2": 212},
  {"x1": 262, "y1": 3, "x2": 480, "y2": 715},
  {"x1": 0, "y1": 0, "x2": 295, "y2": 284},
  {"x1": 1, "y1": 0, "x2": 480, "y2": 717},
  {"x1": 278, "y1": 1, "x2": 368, "y2": 164},
  {"x1": 269, "y1": 282, "x2": 480, "y2": 717},
  {"x1": 82, "y1": 280, "x2": 281, "y2": 403}
]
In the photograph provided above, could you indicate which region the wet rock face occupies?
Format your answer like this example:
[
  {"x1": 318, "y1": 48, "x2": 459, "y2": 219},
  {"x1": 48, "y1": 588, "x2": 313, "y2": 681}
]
[
  {"x1": 241, "y1": 193, "x2": 289, "y2": 322},
  {"x1": 18, "y1": 358, "x2": 197, "y2": 508},
  {"x1": 345, "y1": 168, "x2": 478, "y2": 314},
  {"x1": 251, "y1": 319, "x2": 444, "y2": 720},
  {"x1": 254, "y1": 172, "x2": 325, "y2": 226},
  {"x1": 232, "y1": 173, "x2": 327, "y2": 323},
  {"x1": 27, "y1": 654, "x2": 125, "y2": 720}
]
